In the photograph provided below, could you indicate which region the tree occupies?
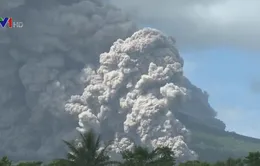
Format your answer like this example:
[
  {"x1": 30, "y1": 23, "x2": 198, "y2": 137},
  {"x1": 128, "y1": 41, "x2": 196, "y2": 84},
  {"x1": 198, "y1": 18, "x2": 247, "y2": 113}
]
[
  {"x1": 151, "y1": 146, "x2": 176, "y2": 166},
  {"x1": 0, "y1": 156, "x2": 12, "y2": 166},
  {"x1": 120, "y1": 145, "x2": 175, "y2": 166},
  {"x1": 56, "y1": 129, "x2": 118, "y2": 166},
  {"x1": 244, "y1": 151, "x2": 260, "y2": 166},
  {"x1": 233, "y1": 158, "x2": 244, "y2": 166}
]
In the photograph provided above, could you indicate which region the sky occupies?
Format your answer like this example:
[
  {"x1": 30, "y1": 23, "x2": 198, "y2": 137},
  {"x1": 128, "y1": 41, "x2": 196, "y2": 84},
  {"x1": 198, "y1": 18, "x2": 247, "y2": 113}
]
[
  {"x1": 182, "y1": 49, "x2": 260, "y2": 138},
  {"x1": 111, "y1": 0, "x2": 260, "y2": 138}
]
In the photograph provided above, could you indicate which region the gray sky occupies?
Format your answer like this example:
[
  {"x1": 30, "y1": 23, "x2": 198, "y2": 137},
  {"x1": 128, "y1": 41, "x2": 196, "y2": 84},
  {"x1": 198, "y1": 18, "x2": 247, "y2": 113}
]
[{"x1": 111, "y1": 0, "x2": 260, "y2": 51}]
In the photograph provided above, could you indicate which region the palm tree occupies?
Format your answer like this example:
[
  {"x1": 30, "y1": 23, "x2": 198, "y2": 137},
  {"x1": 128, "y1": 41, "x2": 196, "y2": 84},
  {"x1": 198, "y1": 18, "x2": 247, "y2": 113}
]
[
  {"x1": 55, "y1": 129, "x2": 119, "y2": 166},
  {"x1": 120, "y1": 145, "x2": 175, "y2": 166}
]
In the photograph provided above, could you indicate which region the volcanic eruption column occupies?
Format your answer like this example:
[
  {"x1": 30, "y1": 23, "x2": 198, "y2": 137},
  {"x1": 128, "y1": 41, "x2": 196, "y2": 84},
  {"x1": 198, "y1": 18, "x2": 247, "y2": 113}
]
[
  {"x1": 0, "y1": 0, "x2": 222, "y2": 162},
  {"x1": 65, "y1": 28, "x2": 198, "y2": 161}
]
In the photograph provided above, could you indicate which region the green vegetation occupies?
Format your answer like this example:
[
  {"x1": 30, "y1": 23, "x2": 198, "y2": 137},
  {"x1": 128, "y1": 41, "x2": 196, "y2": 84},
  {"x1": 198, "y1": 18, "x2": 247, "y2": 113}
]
[
  {"x1": 54, "y1": 129, "x2": 119, "y2": 166},
  {"x1": 120, "y1": 145, "x2": 175, "y2": 166},
  {"x1": 175, "y1": 111, "x2": 260, "y2": 162},
  {"x1": 1, "y1": 129, "x2": 260, "y2": 166},
  {"x1": 190, "y1": 129, "x2": 260, "y2": 162}
]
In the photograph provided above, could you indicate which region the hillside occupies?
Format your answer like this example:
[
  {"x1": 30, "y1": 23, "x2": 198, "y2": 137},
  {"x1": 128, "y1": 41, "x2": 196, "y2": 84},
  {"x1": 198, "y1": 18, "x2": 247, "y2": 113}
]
[{"x1": 175, "y1": 111, "x2": 260, "y2": 162}]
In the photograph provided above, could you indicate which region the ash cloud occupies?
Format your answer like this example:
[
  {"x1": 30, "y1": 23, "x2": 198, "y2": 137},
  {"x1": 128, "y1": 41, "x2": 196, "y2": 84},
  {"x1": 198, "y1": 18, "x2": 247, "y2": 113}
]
[
  {"x1": 65, "y1": 28, "x2": 197, "y2": 161},
  {"x1": 0, "y1": 0, "x2": 224, "y2": 162},
  {"x1": 0, "y1": 0, "x2": 135, "y2": 161}
]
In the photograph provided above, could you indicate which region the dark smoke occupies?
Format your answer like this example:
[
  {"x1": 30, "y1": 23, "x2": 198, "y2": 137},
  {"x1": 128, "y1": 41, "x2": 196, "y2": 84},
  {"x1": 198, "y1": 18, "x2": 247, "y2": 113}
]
[{"x1": 0, "y1": 0, "x2": 224, "y2": 162}]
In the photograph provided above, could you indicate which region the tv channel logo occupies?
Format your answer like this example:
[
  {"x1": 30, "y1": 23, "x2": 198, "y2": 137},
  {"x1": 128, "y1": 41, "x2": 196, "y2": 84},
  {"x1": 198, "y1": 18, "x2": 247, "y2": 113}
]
[{"x1": 0, "y1": 17, "x2": 23, "y2": 28}]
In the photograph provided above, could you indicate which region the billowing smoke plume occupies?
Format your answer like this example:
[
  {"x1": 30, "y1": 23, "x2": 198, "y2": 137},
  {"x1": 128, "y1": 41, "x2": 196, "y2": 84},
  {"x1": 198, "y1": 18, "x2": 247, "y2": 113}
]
[
  {"x1": 0, "y1": 0, "x2": 225, "y2": 162},
  {"x1": 0, "y1": 0, "x2": 135, "y2": 161},
  {"x1": 65, "y1": 28, "x2": 198, "y2": 161}
]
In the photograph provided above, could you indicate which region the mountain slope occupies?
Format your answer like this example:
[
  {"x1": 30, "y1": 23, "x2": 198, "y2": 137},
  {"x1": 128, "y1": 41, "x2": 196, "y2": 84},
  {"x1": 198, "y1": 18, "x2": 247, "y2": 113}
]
[{"x1": 175, "y1": 111, "x2": 260, "y2": 162}]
